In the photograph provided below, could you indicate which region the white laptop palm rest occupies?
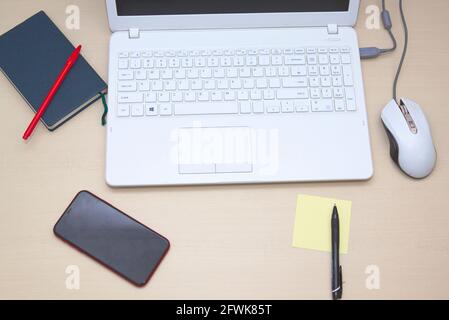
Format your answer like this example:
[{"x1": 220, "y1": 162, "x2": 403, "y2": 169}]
[{"x1": 105, "y1": 0, "x2": 373, "y2": 186}]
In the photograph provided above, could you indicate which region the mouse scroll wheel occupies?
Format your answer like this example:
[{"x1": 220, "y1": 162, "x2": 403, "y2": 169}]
[{"x1": 399, "y1": 100, "x2": 418, "y2": 134}]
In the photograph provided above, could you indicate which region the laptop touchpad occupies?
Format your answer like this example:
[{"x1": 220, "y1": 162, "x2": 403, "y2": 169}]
[{"x1": 177, "y1": 127, "x2": 253, "y2": 174}]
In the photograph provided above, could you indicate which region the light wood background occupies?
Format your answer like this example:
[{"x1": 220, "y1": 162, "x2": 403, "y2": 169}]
[{"x1": 0, "y1": 0, "x2": 448, "y2": 300}]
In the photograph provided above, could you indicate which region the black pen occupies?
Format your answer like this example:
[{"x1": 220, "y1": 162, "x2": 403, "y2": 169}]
[{"x1": 331, "y1": 205, "x2": 343, "y2": 300}]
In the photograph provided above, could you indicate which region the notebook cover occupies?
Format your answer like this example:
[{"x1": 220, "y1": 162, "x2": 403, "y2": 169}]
[{"x1": 0, "y1": 11, "x2": 107, "y2": 130}]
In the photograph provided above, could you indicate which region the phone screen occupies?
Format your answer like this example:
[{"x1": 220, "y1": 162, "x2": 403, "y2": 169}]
[{"x1": 54, "y1": 191, "x2": 170, "y2": 286}]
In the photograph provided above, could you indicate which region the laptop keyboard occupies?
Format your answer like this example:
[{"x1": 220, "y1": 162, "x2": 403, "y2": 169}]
[{"x1": 115, "y1": 47, "x2": 357, "y2": 117}]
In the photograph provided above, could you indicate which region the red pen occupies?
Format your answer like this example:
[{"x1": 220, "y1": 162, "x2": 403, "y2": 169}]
[{"x1": 23, "y1": 45, "x2": 82, "y2": 140}]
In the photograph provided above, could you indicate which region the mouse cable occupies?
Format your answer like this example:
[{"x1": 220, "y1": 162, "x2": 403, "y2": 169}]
[
  {"x1": 392, "y1": 0, "x2": 408, "y2": 103},
  {"x1": 359, "y1": 0, "x2": 397, "y2": 59}
]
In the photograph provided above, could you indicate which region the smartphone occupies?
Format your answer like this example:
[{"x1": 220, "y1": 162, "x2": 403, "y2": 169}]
[{"x1": 54, "y1": 191, "x2": 170, "y2": 286}]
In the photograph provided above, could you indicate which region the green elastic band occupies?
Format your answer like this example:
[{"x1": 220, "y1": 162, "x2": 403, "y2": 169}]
[{"x1": 100, "y1": 92, "x2": 108, "y2": 126}]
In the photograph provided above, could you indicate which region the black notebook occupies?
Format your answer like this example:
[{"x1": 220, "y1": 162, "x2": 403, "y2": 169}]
[{"x1": 0, "y1": 11, "x2": 107, "y2": 131}]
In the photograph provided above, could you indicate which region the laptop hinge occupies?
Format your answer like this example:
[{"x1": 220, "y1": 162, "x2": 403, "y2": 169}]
[
  {"x1": 327, "y1": 24, "x2": 338, "y2": 35},
  {"x1": 129, "y1": 28, "x2": 140, "y2": 39}
]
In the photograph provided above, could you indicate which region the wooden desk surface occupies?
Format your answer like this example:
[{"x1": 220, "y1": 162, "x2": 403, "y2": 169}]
[{"x1": 1, "y1": 0, "x2": 448, "y2": 300}]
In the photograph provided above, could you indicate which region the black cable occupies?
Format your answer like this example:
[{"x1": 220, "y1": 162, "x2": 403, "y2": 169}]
[
  {"x1": 393, "y1": 0, "x2": 408, "y2": 102},
  {"x1": 360, "y1": 0, "x2": 397, "y2": 59},
  {"x1": 380, "y1": 0, "x2": 397, "y2": 54}
]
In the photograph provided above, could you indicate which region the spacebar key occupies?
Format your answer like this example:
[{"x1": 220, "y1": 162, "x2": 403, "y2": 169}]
[{"x1": 174, "y1": 102, "x2": 239, "y2": 115}]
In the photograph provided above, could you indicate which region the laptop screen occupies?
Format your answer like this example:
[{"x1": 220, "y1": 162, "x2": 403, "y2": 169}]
[{"x1": 116, "y1": 0, "x2": 350, "y2": 16}]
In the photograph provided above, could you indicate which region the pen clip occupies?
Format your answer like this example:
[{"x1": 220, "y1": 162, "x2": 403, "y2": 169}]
[{"x1": 337, "y1": 266, "x2": 343, "y2": 299}]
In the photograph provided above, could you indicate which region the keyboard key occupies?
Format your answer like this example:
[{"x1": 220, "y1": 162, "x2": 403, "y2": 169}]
[
  {"x1": 283, "y1": 78, "x2": 308, "y2": 88},
  {"x1": 308, "y1": 65, "x2": 319, "y2": 76},
  {"x1": 259, "y1": 55, "x2": 270, "y2": 66},
  {"x1": 204, "y1": 79, "x2": 215, "y2": 90},
  {"x1": 238, "y1": 90, "x2": 249, "y2": 100},
  {"x1": 135, "y1": 69, "x2": 147, "y2": 80},
  {"x1": 171, "y1": 92, "x2": 183, "y2": 102},
  {"x1": 158, "y1": 92, "x2": 170, "y2": 102},
  {"x1": 333, "y1": 87, "x2": 345, "y2": 99},
  {"x1": 263, "y1": 89, "x2": 275, "y2": 100},
  {"x1": 253, "y1": 102, "x2": 264, "y2": 113},
  {"x1": 148, "y1": 69, "x2": 160, "y2": 79},
  {"x1": 214, "y1": 69, "x2": 226, "y2": 78},
  {"x1": 118, "y1": 93, "x2": 143, "y2": 103},
  {"x1": 345, "y1": 88, "x2": 357, "y2": 111},
  {"x1": 118, "y1": 70, "x2": 133, "y2": 80},
  {"x1": 198, "y1": 91, "x2": 209, "y2": 101},
  {"x1": 320, "y1": 65, "x2": 330, "y2": 76},
  {"x1": 285, "y1": 55, "x2": 306, "y2": 65},
  {"x1": 145, "y1": 104, "x2": 158, "y2": 116},
  {"x1": 250, "y1": 89, "x2": 262, "y2": 100},
  {"x1": 307, "y1": 55, "x2": 317, "y2": 65},
  {"x1": 272, "y1": 55, "x2": 283, "y2": 65},
  {"x1": 243, "y1": 79, "x2": 255, "y2": 89},
  {"x1": 295, "y1": 100, "x2": 311, "y2": 112},
  {"x1": 331, "y1": 65, "x2": 342, "y2": 76},
  {"x1": 239, "y1": 67, "x2": 251, "y2": 77},
  {"x1": 321, "y1": 76, "x2": 331, "y2": 87},
  {"x1": 159, "y1": 103, "x2": 173, "y2": 115},
  {"x1": 310, "y1": 88, "x2": 321, "y2": 99},
  {"x1": 281, "y1": 101, "x2": 295, "y2": 113},
  {"x1": 211, "y1": 91, "x2": 222, "y2": 101},
  {"x1": 118, "y1": 81, "x2": 137, "y2": 92},
  {"x1": 131, "y1": 103, "x2": 144, "y2": 117},
  {"x1": 151, "y1": 80, "x2": 163, "y2": 91},
  {"x1": 230, "y1": 79, "x2": 242, "y2": 89},
  {"x1": 142, "y1": 58, "x2": 153, "y2": 68},
  {"x1": 334, "y1": 99, "x2": 346, "y2": 112},
  {"x1": 256, "y1": 78, "x2": 268, "y2": 88},
  {"x1": 332, "y1": 76, "x2": 343, "y2": 87},
  {"x1": 279, "y1": 66, "x2": 289, "y2": 76},
  {"x1": 117, "y1": 104, "x2": 130, "y2": 117},
  {"x1": 224, "y1": 91, "x2": 236, "y2": 101},
  {"x1": 118, "y1": 59, "x2": 128, "y2": 69},
  {"x1": 130, "y1": 59, "x2": 141, "y2": 69},
  {"x1": 311, "y1": 99, "x2": 333, "y2": 112},
  {"x1": 330, "y1": 54, "x2": 340, "y2": 64},
  {"x1": 322, "y1": 88, "x2": 332, "y2": 98},
  {"x1": 145, "y1": 92, "x2": 157, "y2": 103},
  {"x1": 217, "y1": 79, "x2": 228, "y2": 89},
  {"x1": 277, "y1": 89, "x2": 309, "y2": 99},
  {"x1": 342, "y1": 65, "x2": 354, "y2": 86},
  {"x1": 266, "y1": 101, "x2": 281, "y2": 113},
  {"x1": 240, "y1": 101, "x2": 251, "y2": 114},
  {"x1": 174, "y1": 69, "x2": 186, "y2": 79},
  {"x1": 185, "y1": 92, "x2": 196, "y2": 102},
  {"x1": 177, "y1": 80, "x2": 189, "y2": 90},
  {"x1": 269, "y1": 78, "x2": 281, "y2": 88},
  {"x1": 155, "y1": 58, "x2": 167, "y2": 68},
  {"x1": 318, "y1": 54, "x2": 329, "y2": 64},
  {"x1": 161, "y1": 69, "x2": 173, "y2": 79},
  {"x1": 174, "y1": 102, "x2": 238, "y2": 115},
  {"x1": 309, "y1": 77, "x2": 320, "y2": 87},
  {"x1": 291, "y1": 66, "x2": 307, "y2": 76},
  {"x1": 341, "y1": 54, "x2": 351, "y2": 64}
]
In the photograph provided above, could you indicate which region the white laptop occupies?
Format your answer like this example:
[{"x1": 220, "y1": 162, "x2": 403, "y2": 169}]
[{"x1": 105, "y1": 0, "x2": 373, "y2": 186}]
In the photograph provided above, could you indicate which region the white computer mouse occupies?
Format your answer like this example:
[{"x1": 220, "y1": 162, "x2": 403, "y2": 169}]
[{"x1": 381, "y1": 98, "x2": 437, "y2": 179}]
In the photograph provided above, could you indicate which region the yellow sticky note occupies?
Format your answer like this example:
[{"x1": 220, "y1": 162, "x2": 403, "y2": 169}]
[{"x1": 292, "y1": 194, "x2": 352, "y2": 254}]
